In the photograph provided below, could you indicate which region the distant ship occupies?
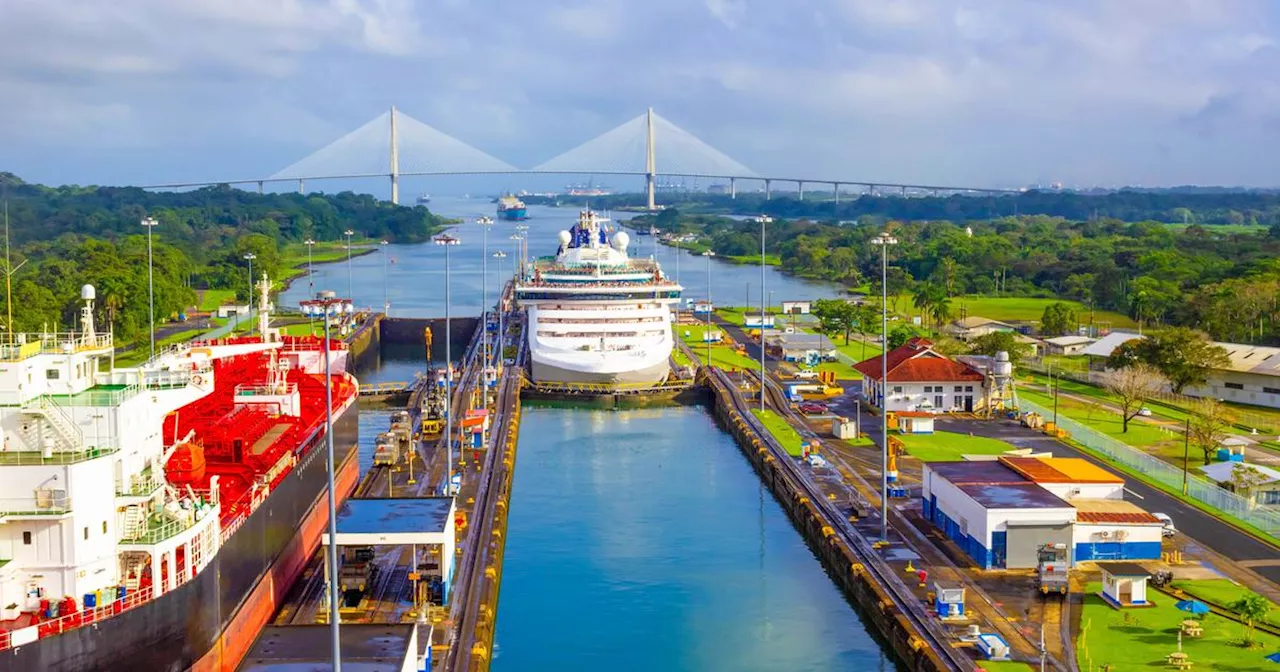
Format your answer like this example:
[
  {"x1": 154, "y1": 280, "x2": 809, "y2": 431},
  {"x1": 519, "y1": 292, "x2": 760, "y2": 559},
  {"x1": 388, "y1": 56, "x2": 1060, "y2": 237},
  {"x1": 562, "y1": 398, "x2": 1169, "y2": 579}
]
[
  {"x1": 497, "y1": 194, "x2": 528, "y2": 221},
  {"x1": 566, "y1": 181, "x2": 613, "y2": 197},
  {"x1": 515, "y1": 209, "x2": 682, "y2": 385},
  {"x1": 417, "y1": 193, "x2": 431, "y2": 204}
]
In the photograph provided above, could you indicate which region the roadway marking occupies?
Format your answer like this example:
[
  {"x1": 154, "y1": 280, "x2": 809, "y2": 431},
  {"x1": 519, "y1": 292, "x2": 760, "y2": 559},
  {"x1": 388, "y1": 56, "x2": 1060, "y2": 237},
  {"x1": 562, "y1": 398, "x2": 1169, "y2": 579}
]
[
  {"x1": 1237, "y1": 559, "x2": 1280, "y2": 568},
  {"x1": 1124, "y1": 488, "x2": 1145, "y2": 500}
]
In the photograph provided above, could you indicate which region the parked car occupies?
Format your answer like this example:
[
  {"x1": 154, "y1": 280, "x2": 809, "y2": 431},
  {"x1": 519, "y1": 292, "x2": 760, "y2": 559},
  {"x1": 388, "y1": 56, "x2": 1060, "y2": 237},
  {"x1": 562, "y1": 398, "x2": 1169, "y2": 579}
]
[
  {"x1": 1137, "y1": 407, "x2": 1153, "y2": 417},
  {"x1": 794, "y1": 368, "x2": 820, "y2": 380},
  {"x1": 798, "y1": 401, "x2": 828, "y2": 415},
  {"x1": 1152, "y1": 512, "x2": 1176, "y2": 537}
]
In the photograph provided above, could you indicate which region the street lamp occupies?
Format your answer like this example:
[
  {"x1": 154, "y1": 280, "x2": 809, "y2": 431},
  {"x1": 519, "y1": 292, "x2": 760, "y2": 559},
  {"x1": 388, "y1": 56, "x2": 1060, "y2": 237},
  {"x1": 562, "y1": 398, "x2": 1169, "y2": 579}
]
[
  {"x1": 434, "y1": 233, "x2": 461, "y2": 495},
  {"x1": 299, "y1": 291, "x2": 354, "y2": 672},
  {"x1": 304, "y1": 238, "x2": 317, "y2": 292},
  {"x1": 243, "y1": 253, "x2": 256, "y2": 335},
  {"x1": 477, "y1": 217, "x2": 494, "y2": 367},
  {"x1": 380, "y1": 240, "x2": 390, "y2": 315},
  {"x1": 493, "y1": 250, "x2": 507, "y2": 365},
  {"x1": 514, "y1": 224, "x2": 529, "y2": 279},
  {"x1": 870, "y1": 231, "x2": 898, "y2": 543},
  {"x1": 759, "y1": 215, "x2": 769, "y2": 412},
  {"x1": 703, "y1": 249, "x2": 714, "y2": 366},
  {"x1": 141, "y1": 217, "x2": 159, "y2": 359},
  {"x1": 344, "y1": 229, "x2": 355, "y2": 303}
]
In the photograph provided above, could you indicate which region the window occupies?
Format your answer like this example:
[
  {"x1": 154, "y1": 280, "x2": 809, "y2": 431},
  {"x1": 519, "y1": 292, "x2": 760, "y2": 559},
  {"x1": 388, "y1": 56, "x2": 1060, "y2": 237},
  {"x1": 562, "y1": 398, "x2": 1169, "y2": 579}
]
[
  {"x1": 83, "y1": 527, "x2": 89, "y2": 541},
  {"x1": 965, "y1": 386, "x2": 973, "y2": 392},
  {"x1": 22, "y1": 531, "x2": 31, "y2": 545},
  {"x1": 102, "y1": 521, "x2": 108, "y2": 534},
  {"x1": 46, "y1": 369, "x2": 60, "y2": 380},
  {"x1": 935, "y1": 395, "x2": 944, "y2": 409},
  {"x1": 1265, "y1": 387, "x2": 1280, "y2": 395},
  {"x1": 955, "y1": 386, "x2": 963, "y2": 392},
  {"x1": 1226, "y1": 382, "x2": 1244, "y2": 390},
  {"x1": 893, "y1": 386, "x2": 903, "y2": 394}
]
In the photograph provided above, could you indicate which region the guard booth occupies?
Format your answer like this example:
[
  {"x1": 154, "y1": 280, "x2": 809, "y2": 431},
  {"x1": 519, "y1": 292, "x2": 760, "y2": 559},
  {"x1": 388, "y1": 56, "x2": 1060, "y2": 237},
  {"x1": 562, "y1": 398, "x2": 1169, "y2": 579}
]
[{"x1": 322, "y1": 497, "x2": 458, "y2": 620}]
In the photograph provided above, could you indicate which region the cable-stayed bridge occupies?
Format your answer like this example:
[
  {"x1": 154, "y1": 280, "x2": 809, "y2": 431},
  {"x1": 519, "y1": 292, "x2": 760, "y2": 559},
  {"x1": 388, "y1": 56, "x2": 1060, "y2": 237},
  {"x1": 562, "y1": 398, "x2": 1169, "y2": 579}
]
[{"x1": 142, "y1": 107, "x2": 1016, "y2": 206}]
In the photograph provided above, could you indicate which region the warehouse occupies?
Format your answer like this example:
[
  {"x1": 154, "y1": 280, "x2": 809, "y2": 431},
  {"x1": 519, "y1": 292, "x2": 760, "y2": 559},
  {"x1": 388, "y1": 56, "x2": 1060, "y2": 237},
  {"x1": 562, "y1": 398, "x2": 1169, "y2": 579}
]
[{"x1": 922, "y1": 457, "x2": 1162, "y2": 569}]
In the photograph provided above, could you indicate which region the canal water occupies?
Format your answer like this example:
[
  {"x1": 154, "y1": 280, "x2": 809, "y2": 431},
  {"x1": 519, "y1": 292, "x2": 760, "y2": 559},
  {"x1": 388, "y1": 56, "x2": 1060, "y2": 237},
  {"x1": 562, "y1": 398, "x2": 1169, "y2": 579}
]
[
  {"x1": 492, "y1": 405, "x2": 887, "y2": 671},
  {"x1": 323, "y1": 196, "x2": 888, "y2": 669},
  {"x1": 279, "y1": 196, "x2": 843, "y2": 317}
]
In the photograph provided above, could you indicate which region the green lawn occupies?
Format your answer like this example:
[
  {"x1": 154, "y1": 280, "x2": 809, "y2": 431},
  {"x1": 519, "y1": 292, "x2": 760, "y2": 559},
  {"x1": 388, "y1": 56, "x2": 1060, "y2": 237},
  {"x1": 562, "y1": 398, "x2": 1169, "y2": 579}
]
[
  {"x1": 751, "y1": 408, "x2": 804, "y2": 456},
  {"x1": 671, "y1": 346, "x2": 692, "y2": 368},
  {"x1": 974, "y1": 662, "x2": 1034, "y2": 672},
  {"x1": 897, "y1": 295, "x2": 1137, "y2": 329},
  {"x1": 1170, "y1": 580, "x2": 1280, "y2": 627},
  {"x1": 725, "y1": 253, "x2": 781, "y2": 266},
  {"x1": 677, "y1": 324, "x2": 760, "y2": 370},
  {"x1": 1076, "y1": 581, "x2": 1279, "y2": 671},
  {"x1": 897, "y1": 430, "x2": 1019, "y2": 462},
  {"x1": 1018, "y1": 388, "x2": 1180, "y2": 454},
  {"x1": 197, "y1": 289, "x2": 237, "y2": 311}
]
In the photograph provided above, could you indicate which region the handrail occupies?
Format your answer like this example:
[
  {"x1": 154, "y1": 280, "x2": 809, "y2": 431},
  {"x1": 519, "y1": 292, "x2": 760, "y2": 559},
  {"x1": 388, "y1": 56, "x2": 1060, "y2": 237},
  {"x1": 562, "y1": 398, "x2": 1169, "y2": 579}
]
[{"x1": 35, "y1": 395, "x2": 86, "y2": 449}]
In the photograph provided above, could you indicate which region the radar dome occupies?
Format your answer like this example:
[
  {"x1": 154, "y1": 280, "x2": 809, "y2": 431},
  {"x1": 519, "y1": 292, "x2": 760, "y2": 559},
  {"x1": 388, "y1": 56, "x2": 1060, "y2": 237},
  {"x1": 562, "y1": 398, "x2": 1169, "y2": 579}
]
[
  {"x1": 611, "y1": 231, "x2": 630, "y2": 251},
  {"x1": 558, "y1": 230, "x2": 572, "y2": 246},
  {"x1": 80, "y1": 284, "x2": 96, "y2": 301}
]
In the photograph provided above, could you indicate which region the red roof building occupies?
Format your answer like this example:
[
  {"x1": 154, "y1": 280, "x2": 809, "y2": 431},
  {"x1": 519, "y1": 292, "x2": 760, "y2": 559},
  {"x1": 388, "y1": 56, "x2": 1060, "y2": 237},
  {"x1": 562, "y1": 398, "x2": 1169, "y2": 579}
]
[{"x1": 854, "y1": 338, "x2": 987, "y2": 413}]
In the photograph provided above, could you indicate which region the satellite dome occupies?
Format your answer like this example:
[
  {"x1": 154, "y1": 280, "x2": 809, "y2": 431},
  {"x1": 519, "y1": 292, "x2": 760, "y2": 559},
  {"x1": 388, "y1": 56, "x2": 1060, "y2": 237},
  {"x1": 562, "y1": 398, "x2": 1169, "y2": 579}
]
[
  {"x1": 81, "y1": 284, "x2": 96, "y2": 301},
  {"x1": 558, "y1": 230, "x2": 572, "y2": 246},
  {"x1": 611, "y1": 231, "x2": 630, "y2": 251}
]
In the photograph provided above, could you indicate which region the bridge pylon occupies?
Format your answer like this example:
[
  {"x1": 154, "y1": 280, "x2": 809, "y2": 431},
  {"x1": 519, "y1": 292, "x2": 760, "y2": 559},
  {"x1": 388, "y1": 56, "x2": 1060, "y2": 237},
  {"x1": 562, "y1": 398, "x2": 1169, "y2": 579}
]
[
  {"x1": 645, "y1": 107, "x2": 656, "y2": 211},
  {"x1": 390, "y1": 105, "x2": 401, "y2": 205}
]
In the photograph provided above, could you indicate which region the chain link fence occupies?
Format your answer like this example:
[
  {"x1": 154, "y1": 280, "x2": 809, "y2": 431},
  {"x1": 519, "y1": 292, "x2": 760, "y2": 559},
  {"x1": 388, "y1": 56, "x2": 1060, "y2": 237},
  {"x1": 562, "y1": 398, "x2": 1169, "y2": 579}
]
[{"x1": 1018, "y1": 397, "x2": 1280, "y2": 537}]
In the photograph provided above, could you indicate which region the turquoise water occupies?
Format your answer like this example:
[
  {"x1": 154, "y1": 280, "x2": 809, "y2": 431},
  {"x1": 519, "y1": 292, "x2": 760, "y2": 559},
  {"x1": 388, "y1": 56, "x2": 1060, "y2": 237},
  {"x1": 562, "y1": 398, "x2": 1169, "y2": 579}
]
[{"x1": 493, "y1": 405, "x2": 888, "y2": 671}]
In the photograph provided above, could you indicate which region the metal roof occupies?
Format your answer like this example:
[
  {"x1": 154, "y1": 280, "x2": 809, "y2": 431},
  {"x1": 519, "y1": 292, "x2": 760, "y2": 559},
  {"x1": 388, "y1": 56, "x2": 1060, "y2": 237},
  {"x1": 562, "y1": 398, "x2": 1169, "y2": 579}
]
[
  {"x1": 238, "y1": 624, "x2": 415, "y2": 671},
  {"x1": 1200, "y1": 461, "x2": 1280, "y2": 484},
  {"x1": 332, "y1": 497, "x2": 454, "y2": 536},
  {"x1": 1078, "y1": 331, "x2": 1144, "y2": 358},
  {"x1": 1044, "y1": 335, "x2": 1095, "y2": 347},
  {"x1": 1071, "y1": 498, "x2": 1161, "y2": 525},
  {"x1": 958, "y1": 483, "x2": 1074, "y2": 509},
  {"x1": 1000, "y1": 457, "x2": 1124, "y2": 484},
  {"x1": 925, "y1": 461, "x2": 1028, "y2": 485},
  {"x1": 1215, "y1": 342, "x2": 1280, "y2": 376},
  {"x1": 1098, "y1": 562, "x2": 1151, "y2": 577}
]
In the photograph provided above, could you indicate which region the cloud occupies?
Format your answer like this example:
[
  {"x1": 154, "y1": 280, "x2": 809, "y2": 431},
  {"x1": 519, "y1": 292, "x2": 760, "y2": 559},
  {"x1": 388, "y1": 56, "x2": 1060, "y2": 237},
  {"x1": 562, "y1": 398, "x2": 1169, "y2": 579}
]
[{"x1": 2, "y1": 0, "x2": 1280, "y2": 187}]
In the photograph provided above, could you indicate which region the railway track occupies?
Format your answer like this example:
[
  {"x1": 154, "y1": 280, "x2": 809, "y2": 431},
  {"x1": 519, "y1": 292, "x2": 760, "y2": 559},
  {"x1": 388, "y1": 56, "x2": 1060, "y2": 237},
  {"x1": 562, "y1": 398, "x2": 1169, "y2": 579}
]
[
  {"x1": 754, "y1": 370, "x2": 1071, "y2": 670},
  {"x1": 713, "y1": 368, "x2": 976, "y2": 671}
]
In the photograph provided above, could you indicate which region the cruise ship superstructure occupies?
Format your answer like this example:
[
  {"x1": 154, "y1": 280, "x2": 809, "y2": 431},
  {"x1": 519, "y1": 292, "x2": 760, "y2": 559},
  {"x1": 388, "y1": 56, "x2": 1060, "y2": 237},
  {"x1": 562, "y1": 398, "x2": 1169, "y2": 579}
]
[
  {"x1": 0, "y1": 277, "x2": 359, "y2": 671},
  {"x1": 514, "y1": 209, "x2": 682, "y2": 385}
]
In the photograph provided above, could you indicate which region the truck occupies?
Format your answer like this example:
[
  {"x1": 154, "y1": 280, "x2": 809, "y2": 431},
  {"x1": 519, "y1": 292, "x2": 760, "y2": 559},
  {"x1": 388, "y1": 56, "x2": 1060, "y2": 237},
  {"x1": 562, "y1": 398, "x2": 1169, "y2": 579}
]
[
  {"x1": 372, "y1": 431, "x2": 399, "y2": 467},
  {"x1": 1036, "y1": 543, "x2": 1069, "y2": 596}
]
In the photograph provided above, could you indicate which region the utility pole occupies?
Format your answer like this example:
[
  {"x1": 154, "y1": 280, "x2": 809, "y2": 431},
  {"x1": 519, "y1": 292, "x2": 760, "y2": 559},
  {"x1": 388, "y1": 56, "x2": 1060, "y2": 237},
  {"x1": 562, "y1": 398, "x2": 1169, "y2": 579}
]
[
  {"x1": 1182, "y1": 416, "x2": 1191, "y2": 495},
  {"x1": 871, "y1": 231, "x2": 898, "y2": 543},
  {"x1": 142, "y1": 217, "x2": 159, "y2": 359}
]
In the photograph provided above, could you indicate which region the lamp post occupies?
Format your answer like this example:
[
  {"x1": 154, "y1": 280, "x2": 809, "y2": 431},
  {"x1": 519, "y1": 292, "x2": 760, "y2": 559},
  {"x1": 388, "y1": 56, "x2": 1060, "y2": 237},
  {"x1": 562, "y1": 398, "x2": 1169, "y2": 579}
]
[
  {"x1": 299, "y1": 292, "x2": 354, "y2": 672},
  {"x1": 304, "y1": 238, "x2": 316, "y2": 330},
  {"x1": 494, "y1": 250, "x2": 507, "y2": 365},
  {"x1": 434, "y1": 233, "x2": 460, "y2": 495},
  {"x1": 141, "y1": 217, "x2": 159, "y2": 359},
  {"x1": 759, "y1": 215, "x2": 770, "y2": 412},
  {"x1": 704, "y1": 249, "x2": 713, "y2": 366},
  {"x1": 344, "y1": 229, "x2": 355, "y2": 303},
  {"x1": 477, "y1": 217, "x2": 494, "y2": 367},
  {"x1": 243, "y1": 253, "x2": 256, "y2": 335},
  {"x1": 870, "y1": 231, "x2": 898, "y2": 543},
  {"x1": 380, "y1": 240, "x2": 390, "y2": 315},
  {"x1": 514, "y1": 224, "x2": 528, "y2": 279}
]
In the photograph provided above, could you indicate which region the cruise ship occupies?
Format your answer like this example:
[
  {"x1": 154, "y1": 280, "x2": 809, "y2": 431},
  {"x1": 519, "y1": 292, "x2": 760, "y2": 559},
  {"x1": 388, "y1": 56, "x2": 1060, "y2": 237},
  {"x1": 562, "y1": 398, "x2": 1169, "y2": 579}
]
[
  {"x1": 0, "y1": 277, "x2": 359, "y2": 672},
  {"x1": 514, "y1": 209, "x2": 682, "y2": 384}
]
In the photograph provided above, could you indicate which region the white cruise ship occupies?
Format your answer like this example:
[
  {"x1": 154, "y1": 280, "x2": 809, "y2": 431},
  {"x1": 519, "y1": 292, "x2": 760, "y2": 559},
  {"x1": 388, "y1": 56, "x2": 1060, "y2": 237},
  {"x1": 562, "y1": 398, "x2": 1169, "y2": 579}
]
[{"x1": 514, "y1": 209, "x2": 682, "y2": 384}]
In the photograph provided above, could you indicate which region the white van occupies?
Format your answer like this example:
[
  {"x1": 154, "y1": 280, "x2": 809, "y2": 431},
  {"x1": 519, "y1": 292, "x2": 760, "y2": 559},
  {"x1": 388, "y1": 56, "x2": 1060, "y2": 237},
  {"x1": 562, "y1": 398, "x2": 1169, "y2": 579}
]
[{"x1": 1153, "y1": 512, "x2": 1176, "y2": 537}]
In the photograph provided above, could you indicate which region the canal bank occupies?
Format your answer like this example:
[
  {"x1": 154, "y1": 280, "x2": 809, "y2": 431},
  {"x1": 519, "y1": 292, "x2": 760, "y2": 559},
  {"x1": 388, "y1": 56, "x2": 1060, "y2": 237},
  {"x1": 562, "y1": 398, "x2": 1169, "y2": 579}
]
[{"x1": 493, "y1": 403, "x2": 887, "y2": 671}]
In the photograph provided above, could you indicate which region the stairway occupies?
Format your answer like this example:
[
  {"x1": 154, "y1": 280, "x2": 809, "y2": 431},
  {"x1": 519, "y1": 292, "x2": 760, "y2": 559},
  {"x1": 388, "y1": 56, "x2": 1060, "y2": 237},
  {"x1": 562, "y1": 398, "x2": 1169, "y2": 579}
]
[
  {"x1": 19, "y1": 396, "x2": 85, "y2": 454},
  {"x1": 121, "y1": 505, "x2": 146, "y2": 541}
]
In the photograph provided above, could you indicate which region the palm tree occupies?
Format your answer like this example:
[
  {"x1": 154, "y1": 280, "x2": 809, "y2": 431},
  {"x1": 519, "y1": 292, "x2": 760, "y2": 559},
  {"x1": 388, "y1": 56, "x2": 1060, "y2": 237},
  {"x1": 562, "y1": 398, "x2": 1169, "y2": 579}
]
[{"x1": 910, "y1": 284, "x2": 935, "y2": 326}]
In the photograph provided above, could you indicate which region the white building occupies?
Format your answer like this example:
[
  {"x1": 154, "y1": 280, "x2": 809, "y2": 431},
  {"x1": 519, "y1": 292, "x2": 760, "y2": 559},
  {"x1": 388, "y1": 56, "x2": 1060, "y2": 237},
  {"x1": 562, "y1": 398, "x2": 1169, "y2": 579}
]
[
  {"x1": 1043, "y1": 335, "x2": 1095, "y2": 356},
  {"x1": 780, "y1": 300, "x2": 811, "y2": 315},
  {"x1": 944, "y1": 316, "x2": 1015, "y2": 342},
  {"x1": 854, "y1": 337, "x2": 988, "y2": 413},
  {"x1": 922, "y1": 457, "x2": 1163, "y2": 569}
]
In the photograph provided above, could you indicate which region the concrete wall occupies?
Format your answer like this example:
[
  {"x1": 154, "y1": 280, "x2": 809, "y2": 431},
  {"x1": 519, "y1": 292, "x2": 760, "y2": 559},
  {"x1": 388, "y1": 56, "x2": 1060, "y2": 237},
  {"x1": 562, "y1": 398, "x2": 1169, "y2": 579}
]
[
  {"x1": 885, "y1": 382, "x2": 982, "y2": 413},
  {"x1": 1184, "y1": 370, "x2": 1280, "y2": 410},
  {"x1": 1038, "y1": 482, "x2": 1124, "y2": 500},
  {"x1": 1073, "y1": 523, "x2": 1162, "y2": 562}
]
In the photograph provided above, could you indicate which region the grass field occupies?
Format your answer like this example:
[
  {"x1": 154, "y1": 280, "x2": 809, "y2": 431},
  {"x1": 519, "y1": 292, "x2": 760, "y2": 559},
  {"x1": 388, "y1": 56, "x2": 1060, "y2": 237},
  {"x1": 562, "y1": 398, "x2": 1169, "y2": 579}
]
[
  {"x1": 677, "y1": 324, "x2": 760, "y2": 370},
  {"x1": 1170, "y1": 579, "x2": 1280, "y2": 627},
  {"x1": 897, "y1": 295, "x2": 1137, "y2": 328},
  {"x1": 725, "y1": 253, "x2": 781, "y2": 266},
  {"x1": 1165, "y1": 222, "x2": 1268, "y2": 234},
  {"x1": 1018, "y1": 387, "x2": 1188, "y2": 465},
  {"x1": 751, "y1": 408, "x2": 804, "y2": 456},
  {"x1": 1076, "y1": 581, "x2": 1279, "y2": 671},
  {"x1": 897, "y1": 430, "x2": 1019, "y2": 462},
  {"x1": 974, "y1": 662, "x2": 1033, "y2": 672},
  {"x1": 197, "y1": 289, "x2": 237, "y2": 311}
]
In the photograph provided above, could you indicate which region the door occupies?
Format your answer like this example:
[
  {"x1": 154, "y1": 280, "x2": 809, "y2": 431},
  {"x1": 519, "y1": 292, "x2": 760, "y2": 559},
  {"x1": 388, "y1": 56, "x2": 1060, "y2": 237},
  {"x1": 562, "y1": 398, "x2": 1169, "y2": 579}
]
[
  {"x1": 991, "y1": 531, "x2": 1008, "y2": 568},
  {"x1": 934, "y1": 395, "x2": 944, "y2": 410},
  {"x1": 1118, "y1": 579, "x2": 1132, "y2": 604},
  {"x1": 964, "y1": 396, "x2": 974, "y2": 412}
]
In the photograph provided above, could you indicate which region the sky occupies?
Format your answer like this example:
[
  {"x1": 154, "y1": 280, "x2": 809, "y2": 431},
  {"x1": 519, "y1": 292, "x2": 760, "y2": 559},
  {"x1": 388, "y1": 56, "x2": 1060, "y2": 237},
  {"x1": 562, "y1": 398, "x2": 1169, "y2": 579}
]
[{"x1": 3, "y1": 0, "x2": 1280, "y2": 191}]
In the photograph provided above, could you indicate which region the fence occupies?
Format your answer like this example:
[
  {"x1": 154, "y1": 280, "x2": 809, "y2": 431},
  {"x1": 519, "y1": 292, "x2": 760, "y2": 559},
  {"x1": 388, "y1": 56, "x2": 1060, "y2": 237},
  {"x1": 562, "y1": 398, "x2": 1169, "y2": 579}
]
[{"x1": 1018, "y1": 397, "x2": 1280, "y2": 536}]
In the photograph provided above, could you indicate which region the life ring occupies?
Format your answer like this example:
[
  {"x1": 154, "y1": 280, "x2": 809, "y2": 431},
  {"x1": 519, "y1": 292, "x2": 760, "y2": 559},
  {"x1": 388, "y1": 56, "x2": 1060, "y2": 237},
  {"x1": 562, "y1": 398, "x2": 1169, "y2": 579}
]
[{"x1": 192, "y1": 375, "x2": 205, "y2": 386}]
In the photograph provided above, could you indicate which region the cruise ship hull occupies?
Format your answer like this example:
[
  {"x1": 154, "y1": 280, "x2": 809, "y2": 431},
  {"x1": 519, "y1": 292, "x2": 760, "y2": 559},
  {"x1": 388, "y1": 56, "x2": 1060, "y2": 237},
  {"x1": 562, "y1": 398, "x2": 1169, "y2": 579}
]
[
  {"x1": 0, "y1": 401, "x2": 360, "y2": 672},
  {"x1": 530, "y1": 355, "x2": 670, "y2": 385}
]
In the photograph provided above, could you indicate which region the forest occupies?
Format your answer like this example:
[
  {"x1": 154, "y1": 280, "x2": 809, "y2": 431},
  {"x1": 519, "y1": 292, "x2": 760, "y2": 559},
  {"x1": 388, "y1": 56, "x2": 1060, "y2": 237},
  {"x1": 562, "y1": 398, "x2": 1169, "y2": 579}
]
[
  {"x1": 638, "y1": 207, "x2": 1280, "y2": 345},
  {"x1": 0, "y1": 172, "x2": 447, "y2": 340}
]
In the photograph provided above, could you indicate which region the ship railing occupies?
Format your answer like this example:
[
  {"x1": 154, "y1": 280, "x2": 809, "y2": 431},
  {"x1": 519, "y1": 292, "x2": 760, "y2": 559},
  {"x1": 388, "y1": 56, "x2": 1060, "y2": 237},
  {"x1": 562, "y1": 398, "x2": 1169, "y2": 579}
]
[
  {"x1": 47, "y1": 384, "x2": 141, "y2": 408},
  {"x1": 0, "y1": 333, "x2": 113, "y2": 362},
  {"x1": 234, "y1": 383, "x2": 298, "y2": 397},
  {"x1": 0, "y1": 581, "x2": 161, "y2": 653},
  {"x1": 0, "y1": 491, "x2": 73, "y2": 517},
  {"x1": 115, "y1": 467, "x2": 165, "y2": 498},
  {"x1": 143, "y1": 369, "x2": 194, "y2": 390},
  {"x1": 120, "y1": 506, "x2": 213, "y2": 545},
  {"x1": 0, "y1": 446, "x2": 118, "y2": 466}
]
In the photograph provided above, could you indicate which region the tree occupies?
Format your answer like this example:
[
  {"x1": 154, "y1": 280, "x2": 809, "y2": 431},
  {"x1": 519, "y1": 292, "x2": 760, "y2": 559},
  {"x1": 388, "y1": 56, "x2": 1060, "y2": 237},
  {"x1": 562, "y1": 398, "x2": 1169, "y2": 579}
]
[
  {"x1": 811, "y1": 298, "x2": 860, "y2": 344},
  {"x1": 1108, "y1": 327, "x2": 1230, "y2": 393},
  {"x1": 887, "y1": 323, "x2": 925, "y2": 349},
  {"x1": 1230, "y1": 464, "x2": 1271, "y2": 501},
  {"x1": 1187, "y1": 399, "x2": 1233, "y2": 465},
  {"x1": 1228, "y1": 591, "x2": 1272, "y2": 647},
  {"x1": 1040, "y1": 302, "x2": 1077, "y2": 337},
  {"x1": 970, "y1": 331, "x2": 1032, "y2": 367},
  {"x1": 1101, "y1": 364, "x2": 1166, "y2": 433},
  {"x1": 852, "y1": 303, "x2": 879, "y2": 360}
]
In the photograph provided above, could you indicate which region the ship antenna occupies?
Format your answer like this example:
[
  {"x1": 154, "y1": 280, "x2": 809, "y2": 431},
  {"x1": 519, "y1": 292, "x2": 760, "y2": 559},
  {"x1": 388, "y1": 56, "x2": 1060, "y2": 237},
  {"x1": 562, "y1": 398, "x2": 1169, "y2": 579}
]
[{"x1": 3, "y1": 200, "x2": 26, "y2": 343}]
